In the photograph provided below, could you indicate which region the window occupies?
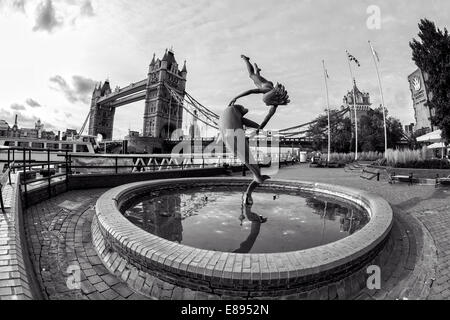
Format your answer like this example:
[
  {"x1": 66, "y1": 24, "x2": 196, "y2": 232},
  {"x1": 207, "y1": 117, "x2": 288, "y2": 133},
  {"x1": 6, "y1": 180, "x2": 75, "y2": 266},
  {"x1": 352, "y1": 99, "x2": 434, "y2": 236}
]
[
  {"x1": 76, "y1": 145, "x2": 89, "y2": 153},
  {"x1": 32, "y1": 143, "x2": 44, "y2": 149}
]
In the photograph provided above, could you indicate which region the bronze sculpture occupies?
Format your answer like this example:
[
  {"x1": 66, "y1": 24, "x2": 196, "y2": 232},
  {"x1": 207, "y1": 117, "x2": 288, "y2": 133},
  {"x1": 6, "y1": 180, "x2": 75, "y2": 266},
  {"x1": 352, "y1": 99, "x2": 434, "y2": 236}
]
[
  {"x1": 219, "y1": 55, "x2": 290, "y2": 204},
  {"x1": 229, "y1": 55, "x2": 290, "y2": 133}
]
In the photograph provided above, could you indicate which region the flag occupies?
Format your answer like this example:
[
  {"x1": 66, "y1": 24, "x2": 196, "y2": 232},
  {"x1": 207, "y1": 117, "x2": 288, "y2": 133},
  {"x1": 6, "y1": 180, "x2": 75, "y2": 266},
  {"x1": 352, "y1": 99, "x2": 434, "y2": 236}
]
[
  {"x1": 346, "y1": 51, "x2": 361, "y2": 67},
  {"x1": 369, "y1": 42, "x2": 380, "y2": 62},
  {"x1": 322, "y1": 60, "x2": 330, "y2": 78}
]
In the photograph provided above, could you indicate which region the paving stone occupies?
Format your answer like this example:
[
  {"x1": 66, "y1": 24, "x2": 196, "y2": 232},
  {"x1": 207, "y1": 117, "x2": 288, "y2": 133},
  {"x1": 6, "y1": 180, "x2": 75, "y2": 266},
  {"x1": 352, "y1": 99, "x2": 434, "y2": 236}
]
[
  {"x1": 101, "y1": 274, "x2": 120, "y2": 287},
  {"x1": 23, "y1": 189, "x2": 148, "y2": 301},
  {"x1": 112, "y1": 283, "x2": 134, "y2": 298},
  {"x1": 18, "y1": 167, "x2": 450, "y2": 300}
]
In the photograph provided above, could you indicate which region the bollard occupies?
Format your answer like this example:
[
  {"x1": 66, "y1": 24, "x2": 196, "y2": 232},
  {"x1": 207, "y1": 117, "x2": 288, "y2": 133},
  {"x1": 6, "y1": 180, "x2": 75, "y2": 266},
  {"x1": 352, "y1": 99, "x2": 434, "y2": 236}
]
[{"x1": 377, "y1": 172, "x2": 380, "y2": 181}]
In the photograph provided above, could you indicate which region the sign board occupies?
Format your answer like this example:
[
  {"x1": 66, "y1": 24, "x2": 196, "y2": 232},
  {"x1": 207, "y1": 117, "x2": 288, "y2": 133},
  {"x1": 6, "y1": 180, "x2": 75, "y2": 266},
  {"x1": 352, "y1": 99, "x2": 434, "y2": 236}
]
[{"x1": 408, "y1": 68, "x2": 432, "y2": 131}]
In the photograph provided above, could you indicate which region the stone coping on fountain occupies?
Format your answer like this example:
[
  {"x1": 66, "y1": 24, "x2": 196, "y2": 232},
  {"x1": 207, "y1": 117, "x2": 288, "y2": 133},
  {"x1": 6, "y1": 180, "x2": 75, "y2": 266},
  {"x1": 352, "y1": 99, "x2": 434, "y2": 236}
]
[{"x1": 92, "y1": 178, "x2": 393, "y2": 298}]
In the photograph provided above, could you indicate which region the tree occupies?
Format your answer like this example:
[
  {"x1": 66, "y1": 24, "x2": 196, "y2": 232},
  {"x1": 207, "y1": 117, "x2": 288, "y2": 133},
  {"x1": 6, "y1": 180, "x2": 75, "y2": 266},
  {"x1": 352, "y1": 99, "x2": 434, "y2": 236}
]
[
  {"x1": 386, "y1": 117, "x2": 404, "y2": 149},
  {"x1": 359, "y1": 107, "x2": 404, "y2": 152},
  {"x1": 307, "y1": 108, "x2": 353, "y2": 153},
  {"x1": 307, "y1": 107, "x2": 403, "y2": 153},
  {"x1": 410, "y1": 19, "x2": 450, "y2": 143}
]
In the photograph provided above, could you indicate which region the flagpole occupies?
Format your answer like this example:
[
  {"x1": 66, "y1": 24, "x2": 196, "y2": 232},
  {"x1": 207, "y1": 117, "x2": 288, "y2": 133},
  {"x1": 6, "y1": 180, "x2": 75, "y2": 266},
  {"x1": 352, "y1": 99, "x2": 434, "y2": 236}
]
[
  {"x1": 369, "y1": 41, "x2": 388, "y2": 156},
  {"x1": 322, "y1": 60, "x2": 331, "y2": 164},
  {"x1": 346, "y1": 51, "x2": 358, "y2": 161}
]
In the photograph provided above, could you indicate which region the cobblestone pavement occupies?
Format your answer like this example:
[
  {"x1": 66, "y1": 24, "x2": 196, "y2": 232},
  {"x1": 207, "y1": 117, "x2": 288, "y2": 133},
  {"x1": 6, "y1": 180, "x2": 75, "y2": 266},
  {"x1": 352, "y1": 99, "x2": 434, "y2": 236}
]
[
  {"x1": 25, "y1": 189, "x2": 147, "y2": 300},
  {"x1": 23, "y1": 165, "x2": 450, "y2": 300},
  {"x1": 274, "y1": 165, "x2": 448, "y2": 300}
]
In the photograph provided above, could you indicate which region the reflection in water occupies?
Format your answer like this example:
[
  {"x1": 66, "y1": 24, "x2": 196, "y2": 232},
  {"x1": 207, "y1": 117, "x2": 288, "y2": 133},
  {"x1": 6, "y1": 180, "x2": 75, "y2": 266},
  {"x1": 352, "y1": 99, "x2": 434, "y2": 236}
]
[
  {"x1": 123, "y1": 186, "x2": 370, "y2": 254},
  {"x1": 124, "y1": 190, "x2": 216, "y2": 243},
  {"x1": 304, "y1": 196, "x2": 369, "y2": 235},
  {"x1": 233, "y1": 193, "x2": 267, "y2": 253}
]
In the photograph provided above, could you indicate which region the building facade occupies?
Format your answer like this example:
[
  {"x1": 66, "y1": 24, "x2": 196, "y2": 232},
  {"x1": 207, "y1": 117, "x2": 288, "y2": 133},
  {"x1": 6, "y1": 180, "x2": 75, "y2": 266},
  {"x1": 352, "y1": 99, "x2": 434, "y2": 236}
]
[
  {"x1": 408, "y1": 68, "x2": 434, "y2": 135},
  {"x1": 343, "y1": 80, "x2": 372, "y2": 123},
  {"x1": 88, "y1": 81, "x2": 114, "y2": 140},
  {"x1": 0, "y1": 115, "x2": 57, "y2": 141},
  {"x1": 143, "y1": 50, "x2": 187, "y2": 138}
]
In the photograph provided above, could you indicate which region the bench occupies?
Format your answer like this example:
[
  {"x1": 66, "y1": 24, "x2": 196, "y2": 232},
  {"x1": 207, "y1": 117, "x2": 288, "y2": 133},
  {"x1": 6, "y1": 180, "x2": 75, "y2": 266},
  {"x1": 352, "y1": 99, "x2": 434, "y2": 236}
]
[
  {"x1": 436, "y1": 175, "x2": 450, "y2": 186},
  {"x1": 360, "y1": 167, "x2": 381, "y2": 181},
  {"x1": 389, "y1": 172, "x2": 419, "y2": 185},
  {"x1": 346, "y1": 163, "x2": 363, "y2": 171}
]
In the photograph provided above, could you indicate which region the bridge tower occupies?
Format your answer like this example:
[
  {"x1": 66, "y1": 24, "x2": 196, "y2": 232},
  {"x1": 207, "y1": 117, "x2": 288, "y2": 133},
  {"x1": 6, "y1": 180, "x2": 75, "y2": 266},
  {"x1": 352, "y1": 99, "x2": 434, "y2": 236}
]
[
  {"x1": 143, "y1": 49, "x2": 187, "y2": 138},
  {"x1": 88, "y1": 80, "x2": 115, "y2": 140}
]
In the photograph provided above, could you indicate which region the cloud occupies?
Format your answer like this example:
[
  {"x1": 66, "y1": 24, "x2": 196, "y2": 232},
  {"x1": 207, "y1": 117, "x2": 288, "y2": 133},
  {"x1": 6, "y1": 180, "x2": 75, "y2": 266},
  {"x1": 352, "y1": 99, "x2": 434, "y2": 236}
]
[
  {"x1": 80, "y1": 0, "x2": 94, "y2": 17},
  {"x1": 64, "y1": 112, "x2": 73, "y2": 118},
  {"x1": 12, "y1": 0, "x2": 26, "y2": 12},
  {"x1": 10, "y1": 103, "x2": 26, "y2": 111},
  {"x1": 0, "y1": 0, "x2": 26, "y2": 12},
  {"x1": 26, "y1": 98, "x2": 42, "y2": 108},
  {"x1": 49, "y1": 74, "x2": 96, "y2": 104},
  {"x1": 33, "y1": 0, "x2": 61, "y2": 33}
]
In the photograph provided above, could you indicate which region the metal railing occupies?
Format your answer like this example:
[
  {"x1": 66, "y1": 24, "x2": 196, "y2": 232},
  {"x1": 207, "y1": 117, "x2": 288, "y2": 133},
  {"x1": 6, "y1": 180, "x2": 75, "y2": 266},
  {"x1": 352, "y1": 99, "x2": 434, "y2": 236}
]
[
  {"x1": 67, "y1": 153, "x2": 244, "y2": 174},
  {"x1": 1, "y1": 147, "x2": 71, "y2": 207},
  {"x1": 0, "y1": 147, "x2": 248, "y2": 206},
  {"x1": 0, "y1": 145, "x2": 293, "y2": 207}
]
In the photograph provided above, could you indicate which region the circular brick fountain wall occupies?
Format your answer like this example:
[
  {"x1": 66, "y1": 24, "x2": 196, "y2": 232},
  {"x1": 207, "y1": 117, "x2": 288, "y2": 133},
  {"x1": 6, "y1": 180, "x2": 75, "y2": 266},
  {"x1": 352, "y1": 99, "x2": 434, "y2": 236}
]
[{"x1": 91, "y1": 178, "x2": 393, "y2": 299}]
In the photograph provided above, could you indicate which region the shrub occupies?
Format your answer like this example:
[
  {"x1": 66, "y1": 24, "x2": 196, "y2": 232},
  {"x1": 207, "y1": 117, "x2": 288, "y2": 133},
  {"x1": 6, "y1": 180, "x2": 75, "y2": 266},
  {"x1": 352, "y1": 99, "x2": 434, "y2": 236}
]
[
  {"x1": 321, "y1": 152, "x2": 382, "y2": 164},
  {"x1": 319, "y1": 148, "x2": 450, "y2": 169}
]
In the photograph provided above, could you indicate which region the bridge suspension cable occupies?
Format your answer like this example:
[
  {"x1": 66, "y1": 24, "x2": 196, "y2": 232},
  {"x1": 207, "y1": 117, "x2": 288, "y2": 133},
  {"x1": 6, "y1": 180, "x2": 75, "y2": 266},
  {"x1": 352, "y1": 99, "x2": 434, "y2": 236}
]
[
  {"x1": 279, "y1": 107, "x2": 350, "y2": 136},
  {"x1": 79, "y1": 110, "x2": 91, "y2": 136},
  {"x1": 164, "y1": 83, "x2": 219, "y2": 130},
  {"x1": 184, "y1": 94, "x2": 219, "y2": 125},
  {"x1": 184, "y1": 92, "x2": 219, "y2": 119}
]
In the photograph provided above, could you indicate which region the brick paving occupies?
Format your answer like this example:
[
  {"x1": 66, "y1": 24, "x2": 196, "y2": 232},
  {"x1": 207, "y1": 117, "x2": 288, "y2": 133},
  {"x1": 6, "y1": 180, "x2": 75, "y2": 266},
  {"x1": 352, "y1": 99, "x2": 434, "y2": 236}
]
[
  {"x1": 274, "y1": 165, "x2": 446, "y2": 300},
  {"x1": 24, "y1": 189, "x2": 146, "y2": 300},
  {"x1": 1, "y1": 174, "x2": 35, "y2": 300},
  {"x1": 20, "y1": 165, "x2": 450, "y2": 300}
]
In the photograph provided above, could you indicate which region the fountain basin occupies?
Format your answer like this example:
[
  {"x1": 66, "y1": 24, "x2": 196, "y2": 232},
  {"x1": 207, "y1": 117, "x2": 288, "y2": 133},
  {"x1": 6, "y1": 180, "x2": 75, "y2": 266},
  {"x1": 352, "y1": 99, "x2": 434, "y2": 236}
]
[{"x1": 92, "y1": 177, "x2": 393, "y2": 299}]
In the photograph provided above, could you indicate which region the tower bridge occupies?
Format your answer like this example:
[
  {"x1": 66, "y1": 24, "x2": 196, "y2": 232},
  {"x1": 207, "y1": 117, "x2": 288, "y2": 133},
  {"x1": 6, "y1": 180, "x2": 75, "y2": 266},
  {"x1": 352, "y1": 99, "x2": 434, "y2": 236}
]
[
  {"x1": 96, "y1": 79, "x2": 148, "y2": 107},
  {"x1": 87, "y1": 49, "x2": 325, "y2": 153},
  {"x1": 88, "y1": 49, "x2": 187, "y2": 141}
]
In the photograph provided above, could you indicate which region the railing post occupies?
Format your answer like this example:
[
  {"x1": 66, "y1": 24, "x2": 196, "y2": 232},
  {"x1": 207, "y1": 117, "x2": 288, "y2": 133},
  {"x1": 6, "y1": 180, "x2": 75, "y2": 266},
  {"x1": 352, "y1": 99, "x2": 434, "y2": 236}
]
[
  {"x1": 47, "y1": 148, "x2": 51, "y2": 199},
  {"x1": 65, "y1": 151, "x2": 69, "y2": 190},
  {"x1": 12, "y1": 149, "x2": 15, "y2": 172},
  {"x1": 0, "y1": 187, "x2": 4, "y2": 214},
  {"x1": 69, "y1": 154, "x2": 72, "y2": 175},
  {"x1": 115, "y1": 156, "x2": 118, "y2": 174},
  {"x1": 23, "y1": 148, "x2": 28, "y2": 208}
]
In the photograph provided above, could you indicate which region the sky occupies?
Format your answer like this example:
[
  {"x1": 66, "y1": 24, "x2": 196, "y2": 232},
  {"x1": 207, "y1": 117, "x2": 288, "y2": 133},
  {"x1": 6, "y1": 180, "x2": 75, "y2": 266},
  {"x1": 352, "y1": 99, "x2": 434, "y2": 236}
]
[{"x1": 0, "y1": 0, "x2": 448, "y2": 139}]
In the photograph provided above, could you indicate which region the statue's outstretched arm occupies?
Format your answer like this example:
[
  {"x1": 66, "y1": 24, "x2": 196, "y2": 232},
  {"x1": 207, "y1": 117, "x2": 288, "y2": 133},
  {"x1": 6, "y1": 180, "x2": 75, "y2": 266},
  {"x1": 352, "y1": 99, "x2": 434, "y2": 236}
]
[
  {"x1": 242, "y1": 117, "x2": 260, "y2": 129},
  {"x1": 258, "y1": 105, "x2": 278, "y2": 131},
  {"x1": 229, "y1": 89, "x2": 266, "y2": 105}
]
